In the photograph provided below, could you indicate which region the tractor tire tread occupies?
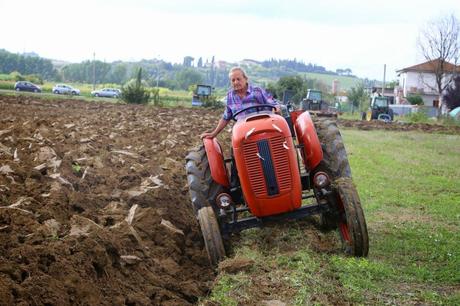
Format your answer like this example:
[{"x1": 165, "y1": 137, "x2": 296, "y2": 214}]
[
  {"x1": 313, "y1": 118, "x2": 353, "y2": 232},
  {"x1": 313, "y1": 118, "x2": 351, "y2": 178},
  {"x1": 335, "y1": 178, "x2": 369, "y2": 257},
  {"x1": 197, "y1": 206, "x2": 226, "y2": 266}
]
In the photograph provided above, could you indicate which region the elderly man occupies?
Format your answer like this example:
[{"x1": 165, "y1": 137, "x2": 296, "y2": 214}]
[{"x1": 200, "y1": 67, "x2": 279, "y2": 139}]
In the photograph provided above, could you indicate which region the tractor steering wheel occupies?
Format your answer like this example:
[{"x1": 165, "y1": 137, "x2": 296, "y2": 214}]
[{"x1": 231, "y1": 104, "x2": 277, "y2": 121}]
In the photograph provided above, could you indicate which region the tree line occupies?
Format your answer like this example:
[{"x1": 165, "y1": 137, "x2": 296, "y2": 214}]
[
  {"x1": 0, "y1": 49, "x2": 355, "y2": 91},
  {"x1": 0, "y1": 49, "x2": 58, "y2": 80}
]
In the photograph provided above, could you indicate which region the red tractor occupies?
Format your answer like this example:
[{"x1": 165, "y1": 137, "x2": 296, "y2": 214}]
[{"x1": 186, "y1": 105, "x2": 369, "y2": 266}]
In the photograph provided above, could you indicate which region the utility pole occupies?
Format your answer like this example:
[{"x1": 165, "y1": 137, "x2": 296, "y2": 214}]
[
  {"x1": 156, "y1": 67, "x2": 159, "y2": 89},
  {"x1": 156, "y1": 55, "x2": 160, "y2": 89},
  {"x1": 92, "y1": 52, "x2": 96, "y2": 90},
  {"x1": 382, "y1": 64, "x2": 386, "y2": 96}
]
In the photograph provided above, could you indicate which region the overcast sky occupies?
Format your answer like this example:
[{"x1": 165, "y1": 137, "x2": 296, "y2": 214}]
[{"x1": 1, "y1": 0, "x2": 460, "y2": 80}]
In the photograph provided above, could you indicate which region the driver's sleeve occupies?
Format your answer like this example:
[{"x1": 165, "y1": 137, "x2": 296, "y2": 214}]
[
  {"x1": 223, "y1": 93, "x2": 233, "y2": 120},
  {"x1": 223, "y1": 105, "x2": 233, "y2": 121},
  {"x1": 259, "y1": 87, "x2": 279, "y2": 107}
]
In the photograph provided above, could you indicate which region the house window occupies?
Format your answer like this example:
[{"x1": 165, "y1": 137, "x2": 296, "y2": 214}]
[{"x1": 433, "y1": 100, "x2": 439, "y2": 108}]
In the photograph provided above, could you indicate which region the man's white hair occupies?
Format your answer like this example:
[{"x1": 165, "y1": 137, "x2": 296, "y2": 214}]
[{"x1": 228, "y1": 67, "x2": 248, "y2": 80}]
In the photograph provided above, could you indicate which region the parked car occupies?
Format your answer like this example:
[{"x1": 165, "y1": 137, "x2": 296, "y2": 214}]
[
  {"x1": 52, "y1": 84, "x2": 80, "y2": 95},
  {"x1": 91, "y1": 88, "x2": 121, "y2": 98},
  {"x1": 14, "y1": 81, "x2": 41, "y2": 93}
]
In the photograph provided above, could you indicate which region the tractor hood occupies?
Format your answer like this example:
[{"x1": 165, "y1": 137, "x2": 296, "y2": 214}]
[
  {"x1": 231, "y1": 112, "x2": 302, "y2": 217},
  {"x1": 232, "y1": 113, "x2": 292, "y2": 148}
]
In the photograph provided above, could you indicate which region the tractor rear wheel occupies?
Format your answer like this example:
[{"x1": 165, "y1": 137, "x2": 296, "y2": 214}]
[
  {"x1": 313, "y1": 118, "x2": 351, "y2": 231},
  {"x1": 313, "y1": 119, "x2": 368, "y2": 257},
  {"x1": 185, "y1": 145, "x2": 226, "y2": 265},
  {"x1": 186, "y1": 146, "x2": 225, "y2": 213},
  {"x1": 313, "y1": 118, "x2": 351, "y2": 179},
  {"x1": 335, "y1": 178, "x2": 369, "y2": 257}
]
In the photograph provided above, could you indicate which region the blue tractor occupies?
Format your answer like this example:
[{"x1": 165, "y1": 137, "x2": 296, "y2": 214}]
[{"x1": 192, "y1": 84, "x2": 213, "y2": 106}]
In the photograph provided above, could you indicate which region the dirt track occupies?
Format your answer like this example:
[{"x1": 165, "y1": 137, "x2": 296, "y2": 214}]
[
  {"x1": 0, "y1": 95, "x2": 458, "y2": 306},
  {"x1": 338, "y1": 117, "x2": 460, "y2": 134}
]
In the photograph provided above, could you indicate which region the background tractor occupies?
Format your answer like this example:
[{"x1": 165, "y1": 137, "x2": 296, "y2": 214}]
[
  {"x1": 191, "y1": 84, "x2": 213, "y2": 106},
  {"x1": 363, "y1": 95, "x2": 394, "y2": 122},
  {"x1": 186, "y1": 104, "x2": 369, "y2": 266},
  {"x1": 300, "y1": 89, "x2": 330, "y2": 111}
]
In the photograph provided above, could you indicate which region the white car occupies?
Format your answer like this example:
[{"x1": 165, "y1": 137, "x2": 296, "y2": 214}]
[
  {"x1": 52, "y1": 84, "x2": 80, "y2": 95},
  {"x1": 91, "y1": 88, "x2": 121, "y2": 98}
]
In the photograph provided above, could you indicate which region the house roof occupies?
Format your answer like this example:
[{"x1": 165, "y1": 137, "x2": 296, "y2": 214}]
[{"x1": 397, "y1": 59, "x2": 460, "y2": 74}]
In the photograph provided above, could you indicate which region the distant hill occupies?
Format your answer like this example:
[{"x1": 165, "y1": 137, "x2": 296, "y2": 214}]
[
  {"x1": 230, "y1": 59, "x2": 362, "y2": 91},
  {"x1": 0, "y1": 48, "x2": 375, "y2": 91}
]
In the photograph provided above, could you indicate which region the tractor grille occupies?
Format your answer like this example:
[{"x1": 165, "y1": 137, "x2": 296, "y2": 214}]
[{"x1": 242, "y1": 136, "x2": 292, "y2": 197}]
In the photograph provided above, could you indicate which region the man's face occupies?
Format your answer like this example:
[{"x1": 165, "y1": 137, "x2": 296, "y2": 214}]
[{"x1": 230, "y1": 70, "x2": 247, "y2": 92}]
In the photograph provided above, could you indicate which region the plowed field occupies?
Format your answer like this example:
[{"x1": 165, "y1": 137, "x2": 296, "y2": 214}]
[{"x1": 0, "y1": 95, "x2": 458, "y2": 305}]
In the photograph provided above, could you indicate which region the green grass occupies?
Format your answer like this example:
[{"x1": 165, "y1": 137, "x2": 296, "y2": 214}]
[
  {"x1": 202, "y1": 129, "x2": 460, "y2": 305},
  {"x1": 0, "y1": 73, "x2": 12, "y2": 81},
  {"x1": 253, "y1": 72, "x2": 362, "y2": 91},
  {"x1": 0, "y1": 87, "x2": 192, "y2": 107},
  {"x1": 301, "y1": 72, "x2": 362, "y2": 90}
]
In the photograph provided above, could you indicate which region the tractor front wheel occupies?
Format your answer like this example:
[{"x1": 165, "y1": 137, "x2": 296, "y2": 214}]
[
  {"x1": 197, "y1": 206, "x2": 226, "y2": 266},
  {"x1": 335, "y1": 178, "x2": 369, "y2": 257}
]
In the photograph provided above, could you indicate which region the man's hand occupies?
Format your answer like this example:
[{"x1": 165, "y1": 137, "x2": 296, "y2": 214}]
[
  {"x1": 200, "y1": 132, "x2": 215, "y2": 139},
  {"x1": 272, "y1": 105, "x2": 281, "y2": 115}
]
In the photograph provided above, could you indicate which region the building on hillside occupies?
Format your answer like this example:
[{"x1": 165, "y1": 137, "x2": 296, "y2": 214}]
[
  {"x1": 332, "y1": 79, "x2": 339, "y2": 95},
  {"x1": 396, "y1": 59, "x2": 460, "y2": 108}
]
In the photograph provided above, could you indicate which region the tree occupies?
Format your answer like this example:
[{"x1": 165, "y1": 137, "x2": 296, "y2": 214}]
[
  {"x1": 344, "y1": 68, "x2": 352, "y2": 76},
  {"x1": 347, "y1": 84, "x2": 367, "y2": 113},
  {"x1": 109, "y1": 64, "x2": 127, "y2": 84},
  {"x1": 61, "y1": 60, "x2": 111, "y2": 84},
  {"x1": 406, "y1": 94, "x2": 424, "y2": 105},
  {"x1": 443, "y1": 75, "x2": 460, "y2": 110},
  {"x1": 268, "y1": 75, "x2": 318, "y2": 104},
  {"x1": 0, "y1": 49, "x2": 57, "y2": 80},
  {"x1": 183, "y1": 56, "x2": 194, "y2": 67},
  {"x1": 417, "y1": 14, "x2": 460, "y2": 112},
  {"x1": 121, "y1": 68, "x2": 150, "y2": 104},
  {"x1": 176, "y1": 68, "x2": 203, "y2": 90}
]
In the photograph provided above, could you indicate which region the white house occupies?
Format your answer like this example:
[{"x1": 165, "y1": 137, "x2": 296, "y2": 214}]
[{"x1": 396, "y1": 59, "x2": 460, "y2": 108}]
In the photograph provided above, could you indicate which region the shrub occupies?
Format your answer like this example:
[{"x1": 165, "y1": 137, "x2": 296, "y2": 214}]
[
  {"x1": 407, "y1": 111, "x2": 429, "y2": 123},
  {"x1": 9, "y1": 71, "x2": 24, "y2": 81},
  {"x1": 25, "y1": 74, "x2": 43, "y2": 85},
  {"x1": 150, "y1": 88, "x2": 161, "y2": 106},
  {"x1": 202, "y1": 96, "x2": 224, "y2": 109},
  {"x1": 0, "y1": 81, "x2": 14, "y2": 90},
  {"x1": 121, "y1": 68, "x2": 150, "y2": 104},
  {"x1": 407, "y1": 94, "x2": 424, "y2": 105}
]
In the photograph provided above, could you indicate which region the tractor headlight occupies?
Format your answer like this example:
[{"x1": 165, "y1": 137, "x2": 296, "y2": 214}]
[
  {"x1": 216, "y1": 193, "x2": 233, "y2": 209},
  {"x1": 313, "y1": 172, "x2": 330, "y2": 188}
]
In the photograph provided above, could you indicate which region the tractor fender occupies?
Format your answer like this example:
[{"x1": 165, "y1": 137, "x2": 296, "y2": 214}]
[
  {"x1": 203, "y1": 138, "x2": 230, "y2": 187},
  {"x1": 294, "y1": 111, "x2": 323, "y2": 170}
]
